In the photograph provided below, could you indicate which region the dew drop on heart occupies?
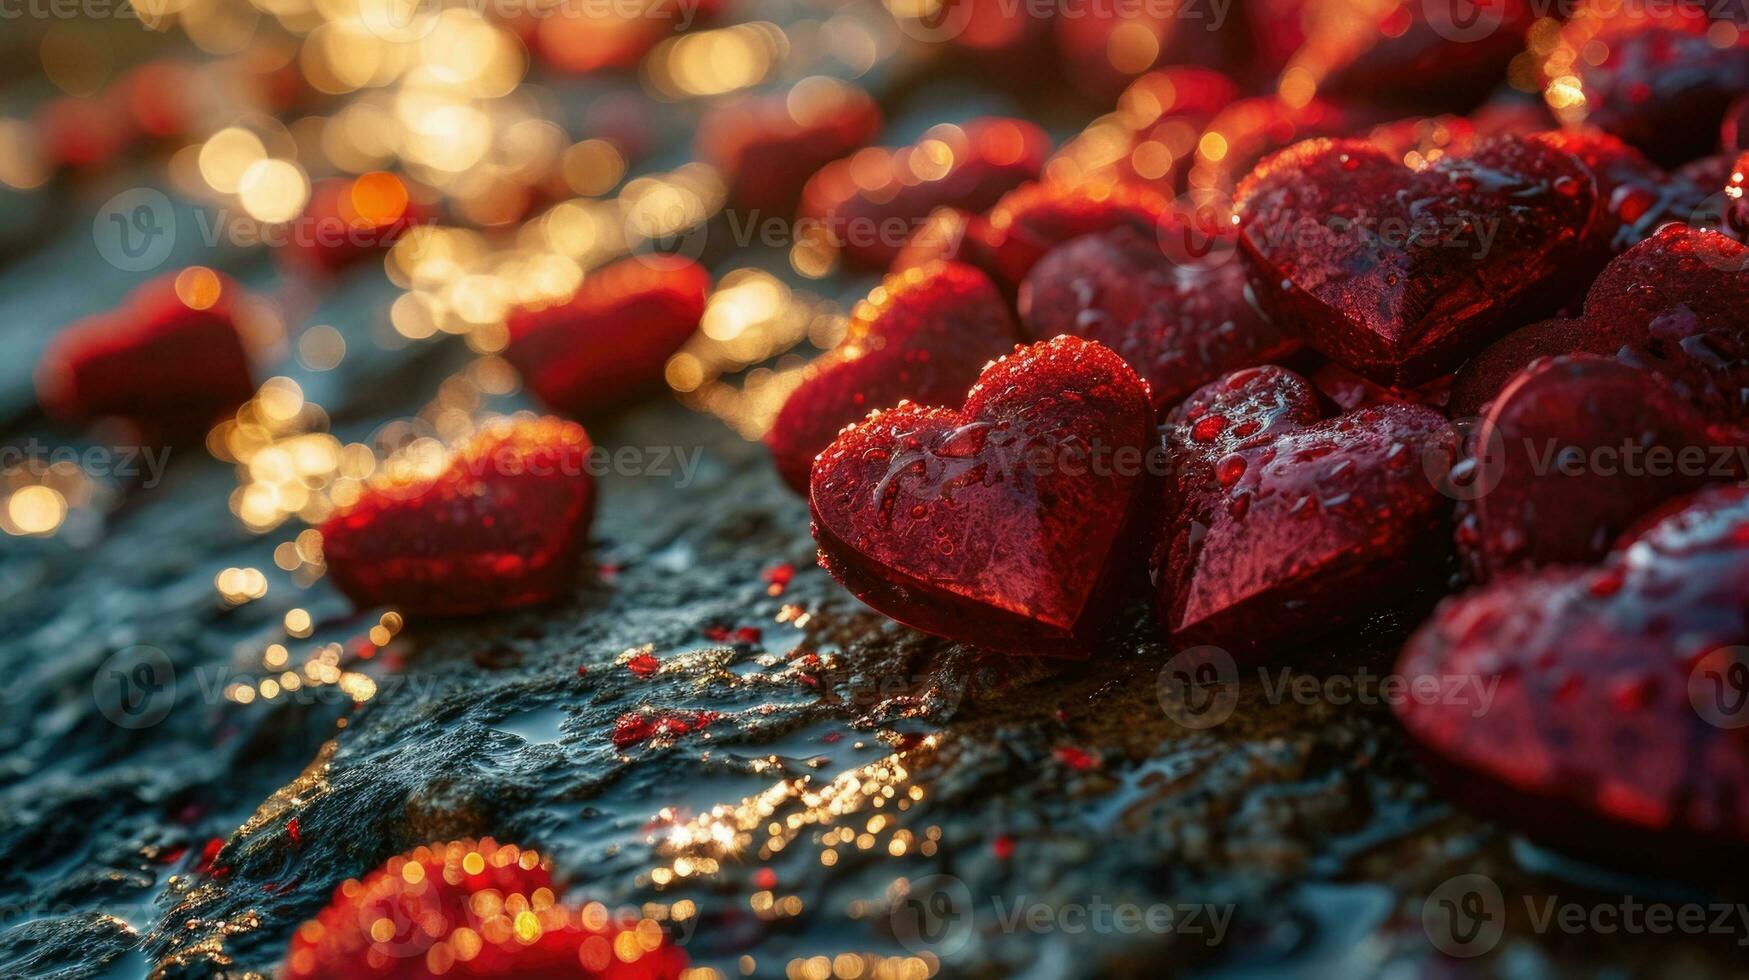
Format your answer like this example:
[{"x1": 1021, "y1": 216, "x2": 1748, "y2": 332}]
[
  {"x1": 1191, "y1": 415, "x2": 1228, "y2": 442},
  {"x1": 1227, "y1": 492, "x2": 1251, "y2": 519},
  {"x1": 1215, "y1": 453, "x2": 1246, "y2": 486}
]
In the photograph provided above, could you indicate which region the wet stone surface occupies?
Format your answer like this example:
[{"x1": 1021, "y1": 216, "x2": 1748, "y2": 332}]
[{"x1": 3, "y1": 370, "x2": 1747, "y2": 980}]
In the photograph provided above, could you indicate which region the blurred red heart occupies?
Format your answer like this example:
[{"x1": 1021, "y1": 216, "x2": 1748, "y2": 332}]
[
  {"x1": 1397, "y1": 486, "x2": 1749, "y2": 875},
  {"x1": 321, "y1": 417, "x2": 596, "y2": 618},
  {"x1": 766, "y1": 261, "x2": 1017, "y2": 494},
  {"x1": 505, "y1": 256, "x2": 709, "y2": 418},
  {"x1": 36, "y1": 267, "x2": 256, "y2": 445}
]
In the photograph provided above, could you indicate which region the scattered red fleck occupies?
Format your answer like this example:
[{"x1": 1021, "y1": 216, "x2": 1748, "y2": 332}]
[
  {"x1": 796, "y1": 674, "x2": 819, "y2": 689},
  {"x1": 625, "y1": 652, "x2": 660, "y2": 678},
  {"x1": 753, "y1": 867, "x2": 778, "y2": 890},
  {"x1": 820, "y1": 731, "x2": 843, "y2": 744},
  {"x1": 281, "y1": 838, "x2": 689, "y2": 979},
  {"x1": 597, "y1": 563, "x2": 623, "y2": 582},
  {"x1": 734, "y1": 626, "x2": 763, "y2": 646},
  {"x1": 575, "y1": 664, "x2": 590, "y2": 677},
  {"x1": 762, "y1": 563, "x2": 795, "y2": 596},
  {"x1": 287, "y1": 818, "x2": 302, "y2": 848},
  {"x1": 702, "y1": 625, "x2": 732, "y2": 643},
  {"x1": 157, "y1": 845, "x2": 187, "y2": 865},
  {"x1": 993, "y1": 835, "x2": 1015, "y2": 860},
  {"x1": 1053, "y1": 747, "x2": 1101, "y2": 771},
  {"x1": 611, "y1": 710, "x2": 720, "y2": 749},
  {"x1": 355, "y1": 642, "x2": 377, "y2": 660},
  {"x1": 196, "y1": 838, "x2": 232, "y2": 879}
]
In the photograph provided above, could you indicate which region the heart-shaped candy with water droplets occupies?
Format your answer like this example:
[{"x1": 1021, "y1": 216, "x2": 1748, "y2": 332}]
[{"x1": 809, "y1": 335, "x2": 1155, "y2": 656}]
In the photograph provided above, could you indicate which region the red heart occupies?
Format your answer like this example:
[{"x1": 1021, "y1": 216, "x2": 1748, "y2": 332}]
[
  {"x1": 1318, "y1": 0, "x2": 1532, "y2": 112},
  {"x1": 1237, "y1": 135, "x2": 1597, "y2": 386},
  {"x1": 1450, "y1": 225, "x2": 1749, "y2": 432},
  {"x1": 280, "y1": 173, "x2": 428, "y2": 275},
  {"x1": 1017, "y1": 225, "x2": 1300, "y2": 413},
  {"x1": 1575, "y1": 13, "x2": 1749, "y2": 168},
  {"x1": 809, "y1": 335, "x2": 1155, "y2": 656},
  {"x1": 35, "y1": 267, "x2": 255, "y2": 445},
  {"x1": 695, "y1": 79, "x2": 881, "y2": 215},
  {"x1": 282, "y1": 838, "x2": 689, "y2": 979},
  {"x1": 1396, "y1": 486, "x2": 1749, "y2": 874},
  {"x1": 1154, "y1": 365, "x2": 1455, "y2": 654},
  {"x1": 321, "y1": 417, "x2": 596, "y2": 618},
  {"x1": 504, "y1": 256, "x2": 709, "y2": 418},
  {"x1": 1455, "y1": 354, "x2": 1724, "y2": 580},
  {"x1": 982, "y1": 180, "x2": 1173, "y2": 287},
  {"x1": 766, "y1": 261, "x2": 1017, "y2": 494},
  {"x1": 799, "y1": 117, "x2": 1049, "y2": 269}
]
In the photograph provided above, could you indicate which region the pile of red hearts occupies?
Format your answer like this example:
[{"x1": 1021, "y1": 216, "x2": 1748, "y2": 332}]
[
  {"x1": 761, "y1": 22, "x2": 1749, "y2": 871},
  {"x1": 35, "y1": 2, "x2": 1749, "y2": 880}
]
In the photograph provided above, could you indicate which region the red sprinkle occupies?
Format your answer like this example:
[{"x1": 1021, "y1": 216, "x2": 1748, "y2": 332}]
[
  {"x1": 611, "y1": 710, "x2": 720, "y2": 749},
  {"x1": 1053, "y1": 746, "x2": 1101, "y2": 771},
  {"x1": 625, "y1": 651, "x2": 660, "y2": 678}
]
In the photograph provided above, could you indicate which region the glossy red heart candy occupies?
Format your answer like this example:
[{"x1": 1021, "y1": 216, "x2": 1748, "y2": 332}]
[
  {"x1": 321, "y1": 417, "x2": 596, "y2": 618},
  {"x1": 504, "y1": 256, "x2": 709, "y2": 418},
  {"x1": 1154, "y1": 365, "x2": 1455, "y2": 654},
  {"x1": 1573, "y1": 13, "x2": 1749, "y2": 168},
  {"x1": 1396, "y1": 486, "x2": 1749, "y2": 874},
  {"x1": 1450, "y1": 226, "x2": 1749, "y2": 433},
  {"x1": 1017, "y1": 225, "x2": 1300, "y2": 413},
  {"x1": 766, "y1": 261, "x2": 1017, "y2": 494},
  {"x1": 695, "y1": 78, "x2": 881, "y2": 215},
  {"x1": 1318, "y1": 0, "x2": 1532, "y2": 112},
  {"x1": 1237, "y1": 135, "x2": 1597, "y2": 386},
  {"x1": 799, "y1": 117, "x2": 1049, "y2": 269},
  {"x1": 36, "y1": 267, "x2": 255, "y2": 445},
  {"x1": 809, "y1": 335, "x2": 1155, "y2": 656},
  {"x1": 982, "y1": 180, "x2": 1173, "y2": 287},
  {"x1": 282, "y1": 838, "x2": 689, "y2": 979},
  {"x1": 1455, "y1": 354, "x2": 1725, "y2": 580}
]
